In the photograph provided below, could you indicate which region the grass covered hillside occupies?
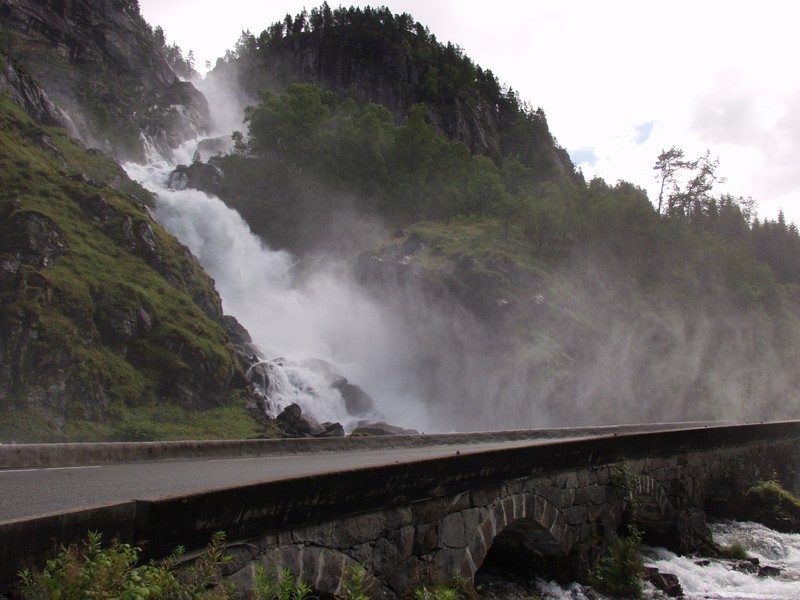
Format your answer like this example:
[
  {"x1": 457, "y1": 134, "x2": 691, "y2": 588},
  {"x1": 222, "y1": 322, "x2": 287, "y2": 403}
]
[{"x1": 0, "y1": 94, "x2": 260, "y2": 442}]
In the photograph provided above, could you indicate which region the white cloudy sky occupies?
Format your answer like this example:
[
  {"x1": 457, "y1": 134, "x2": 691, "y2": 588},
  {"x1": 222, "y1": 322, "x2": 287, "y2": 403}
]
[{"x1": 139, "y1": 0, "x2": 800, "y2": 224}]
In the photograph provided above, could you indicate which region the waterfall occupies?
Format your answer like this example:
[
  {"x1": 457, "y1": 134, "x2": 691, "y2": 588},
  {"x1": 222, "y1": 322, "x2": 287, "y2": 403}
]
[{"x1": 123, "y1": 142, "x2": 431, "y2": 431}]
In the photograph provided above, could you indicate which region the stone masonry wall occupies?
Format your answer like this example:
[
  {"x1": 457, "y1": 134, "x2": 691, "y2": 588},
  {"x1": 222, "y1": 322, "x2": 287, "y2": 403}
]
[{"x1": 221, "y1": 437, "x2": 799, "y2": 598}]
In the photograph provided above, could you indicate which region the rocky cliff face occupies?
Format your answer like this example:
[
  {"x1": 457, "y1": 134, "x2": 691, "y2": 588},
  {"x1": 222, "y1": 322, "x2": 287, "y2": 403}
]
[
  {"x1": 254, "y1": 36, "x2": 505, "y2": 159},
  {"x1": 209, "y1": 10, "x2": 576, "y2": 182},
  {"x1": 0, "y1": 53, "x2": 260, "y2": 441},
  {"x1": 0, "y1": 0, "x2": 208, "y2": 159},
  {"x1": 0, "y1": 51, "x2": 65, "y2": 126}
]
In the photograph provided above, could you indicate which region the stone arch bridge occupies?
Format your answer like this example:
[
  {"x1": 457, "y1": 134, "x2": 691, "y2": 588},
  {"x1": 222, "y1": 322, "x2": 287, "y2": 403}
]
[
  {"x1": 1, "y1": 422, "x2": 799, "y2": 597},
  {"x1": 218, "y1": 423, "x2": 799, "y2": 596}
]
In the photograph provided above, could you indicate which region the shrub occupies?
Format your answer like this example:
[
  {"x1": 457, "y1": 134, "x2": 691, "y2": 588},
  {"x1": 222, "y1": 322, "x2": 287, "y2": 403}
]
[
  {"x1": 587, "y1": 526, "x2": 644, "y2": 598},
  {"x1": 413, "y1": 571, "x2": 476, "y2": 600},
  {"x1": 746, "y1": 480, "x2": 800, "y2": 515},
  {"x1": 609, "y1": 462, "x2": 640, "y2": 500},
  {"x1": 18, "y1": 530, "x2": 234, "y2": 599},
  {"x1": 340, "y1": 563, "x2": 373, "y2": 600},
  {"x1": 252, "y1": 565, "x2": 315, "y2": 600},
  {"x1": 610, "y1": 461, "x2": 641, "y2": 516},
  {"x1": 744, "y1": 480, "x2": 800, "y2": 532},
  {"x1": 717, "y1": 541, "x2": 749, "y2": 560}
]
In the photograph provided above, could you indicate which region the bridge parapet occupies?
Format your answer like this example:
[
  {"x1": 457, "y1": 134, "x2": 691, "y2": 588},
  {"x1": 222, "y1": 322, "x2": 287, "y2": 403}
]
[
  {"x1": 2, "y1": 422, "x2": 799, "y2": 597},
  {"x1": 220, "y1": 424, "x2": 800, "y2": 597}
]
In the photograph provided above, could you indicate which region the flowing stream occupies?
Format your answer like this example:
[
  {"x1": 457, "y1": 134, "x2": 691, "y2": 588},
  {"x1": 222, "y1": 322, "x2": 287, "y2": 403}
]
[
  {"x1": 478, "y1": 521, "x2": 800, "y2": 599},
  {"x1": 641, "y1": 521, "x2": 800, "y2": 600}
]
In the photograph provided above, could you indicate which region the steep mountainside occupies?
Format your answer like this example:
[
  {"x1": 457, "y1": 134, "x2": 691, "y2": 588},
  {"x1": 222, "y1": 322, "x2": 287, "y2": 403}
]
[
  {"x1": 0, "y1": 51, "x2": 260, "y2": 441},
  {"x1": 0, "y1": 0, "x2": 208, "y2": 159}
]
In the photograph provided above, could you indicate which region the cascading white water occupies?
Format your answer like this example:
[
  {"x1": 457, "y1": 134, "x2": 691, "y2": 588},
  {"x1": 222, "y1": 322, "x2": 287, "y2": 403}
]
[
  {"x1": 486, "y1": 521, "x2": 800, "y2": 599},
  {"x1": 123, "y1": 142, "x2": 431, "y2": 430},
  {"x1": 642, "y1": 521, "x2": 800, "y2": 600}
]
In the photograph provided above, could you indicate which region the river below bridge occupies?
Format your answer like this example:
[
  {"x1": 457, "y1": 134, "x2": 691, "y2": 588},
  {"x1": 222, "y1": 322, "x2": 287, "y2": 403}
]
[{"x1": 476, "y1": 521, "x2": 800, "y2": 599}]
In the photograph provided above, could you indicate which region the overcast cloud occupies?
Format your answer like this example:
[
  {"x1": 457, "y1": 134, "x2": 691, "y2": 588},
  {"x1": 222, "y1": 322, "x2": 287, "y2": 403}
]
[{"x1": 139, "y1": 0, "x2": 800, "y2": 224}]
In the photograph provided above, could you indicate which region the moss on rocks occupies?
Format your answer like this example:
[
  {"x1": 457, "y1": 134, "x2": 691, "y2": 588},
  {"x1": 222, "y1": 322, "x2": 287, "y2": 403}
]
[{"x1": 0, "y1": 95, "x2": 261, "y2": 441}]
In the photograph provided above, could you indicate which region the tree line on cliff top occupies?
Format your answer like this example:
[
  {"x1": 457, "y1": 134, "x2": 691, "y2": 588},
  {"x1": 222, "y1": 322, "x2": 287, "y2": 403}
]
[{"x1": 195, "y1": 5, "x2": 800, "y2": 310}]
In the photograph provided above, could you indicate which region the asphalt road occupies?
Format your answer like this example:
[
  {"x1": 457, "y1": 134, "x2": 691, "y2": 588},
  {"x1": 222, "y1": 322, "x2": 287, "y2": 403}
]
[{"x1": 0, "y1": 437, "x2": 568, "y2": 523}]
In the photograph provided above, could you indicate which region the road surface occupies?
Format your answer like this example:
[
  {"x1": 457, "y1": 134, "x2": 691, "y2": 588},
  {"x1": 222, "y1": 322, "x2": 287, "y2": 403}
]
[{"x1": 0, "y1": 437, "x2": 569, "y2": 522}]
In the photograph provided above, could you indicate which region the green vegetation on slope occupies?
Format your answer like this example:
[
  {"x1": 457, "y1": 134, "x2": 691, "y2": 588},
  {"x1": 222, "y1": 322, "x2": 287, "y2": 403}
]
[
  {"x1": 0, "y1": 96, "x2": 259, "y2": 442},
  {"x1": 218, "y1": 80, "x2": 791, "y2": 319},
  {"x1": 189, "y1": 63, "x2": 800, "y2": 426}
]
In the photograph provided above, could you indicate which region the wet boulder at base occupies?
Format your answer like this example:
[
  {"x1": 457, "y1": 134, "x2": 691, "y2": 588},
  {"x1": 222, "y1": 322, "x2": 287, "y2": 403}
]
[{"x1": 276, "y1": 403, "x2": 344, "y2": 438}]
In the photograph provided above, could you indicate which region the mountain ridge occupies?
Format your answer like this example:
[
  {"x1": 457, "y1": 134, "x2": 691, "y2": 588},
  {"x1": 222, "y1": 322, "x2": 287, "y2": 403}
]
[
  {"x1": 2, "y1": 2, "x2": 800, "y2": 439},
  {"x1": 209, "y1": 4, "x2": 577, "y2": 183}
]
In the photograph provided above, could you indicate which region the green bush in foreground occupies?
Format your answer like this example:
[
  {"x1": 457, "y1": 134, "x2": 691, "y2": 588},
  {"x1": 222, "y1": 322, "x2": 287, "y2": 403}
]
[
  {"x1": 18, "y1": 533, "x2": 377, "y2": 600},
  {"x1": 19, "y1": 531, "x2": 234, "y2": 600},
  {"x1": 414, "y1": 571, "x2": 476, "y2": 600},
  {"x1": 252, "y1": 566, "x2": 315, "y2": 600},
  {"x1": 340, "y1": 564, "x2": 374, "y2": 600}
]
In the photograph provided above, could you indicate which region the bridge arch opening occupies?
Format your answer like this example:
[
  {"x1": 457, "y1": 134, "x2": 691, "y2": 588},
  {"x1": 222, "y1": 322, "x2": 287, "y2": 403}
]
[
  {"x1": 469, "y1": 494, "x2": 572, "y2": 581},
  {"x1": 632, "y1": 474, "x2": 675, "y2": 540},
  {"x1": 476, "y1": 517, "x2": 569, "y2": 577}
]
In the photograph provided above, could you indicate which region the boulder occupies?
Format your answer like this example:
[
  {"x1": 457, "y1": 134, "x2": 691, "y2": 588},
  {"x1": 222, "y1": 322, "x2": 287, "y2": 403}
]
[
  {"x1": 169, "y1": 161, "x2": 223, "y2": 194},
  {"x1": 300, "y1": 358, "x2": 376, "y2": 416},
  {"x1": 330, "y1": 377, "x2": 374, "y2": 415},
  {"x1": 276, "y1": 403, "x2": 344, "y2": 438},
  {"x1": 758, "y1": 565, "x2": 782, "y2": 577},
  {"x1": 222, "y1": 315, "x2": 264, "y2": 371},
  {"x1": 0, "y1": 255, "x2": 21, "y2": 287},
  {"x1": 167, "y1": 169, "x2": 189, "y2": 190},
  {"x1": 79, "y1": 194, "x2": 116, "y2": 221},
  {"x1": 732, "y1": 559, "x2": 759, "y2": 574},
  {"x1": 95, "y1": 306, "x2": 152, "y2": 345},
  {"x1": 319, "y1": 422, "x2": 346, "y2": 437},
  {"x1": 644, "y1": 567, "x2": 683, "y2": 597},
  {"x1": 121, "y1": 216, "x2": 160, "y2": 263}
]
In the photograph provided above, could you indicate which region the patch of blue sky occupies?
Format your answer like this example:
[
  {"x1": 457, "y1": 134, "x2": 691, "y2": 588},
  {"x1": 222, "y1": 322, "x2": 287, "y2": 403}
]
[
  {"x1": 634, "y1": 121, "x2": 655, "y2": 144},
  {"x1": 568, "y1": 147, "x2": 598, "y2": 166}
]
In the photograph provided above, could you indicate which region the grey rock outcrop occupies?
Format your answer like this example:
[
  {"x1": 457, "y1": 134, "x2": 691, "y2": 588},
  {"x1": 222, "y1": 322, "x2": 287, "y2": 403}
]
[
  {"x1": 209, "y1": 16, "x2": 576, "y2": 180},
  {"x1": 0, "y1": 54, "x2": 66, "y2": 127},
  {"x1": 330, "y1": 377, "x2": 374, "y2": 416},
  {"x1": 168, "y1": 160, "x2": 224, "y2": 194},
  {"x1": 6, "y1": 210, "x2": 68, "y2": 268},
  {"x1": 0, "y1": 0, "x2": 209, "y2": 159}
]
